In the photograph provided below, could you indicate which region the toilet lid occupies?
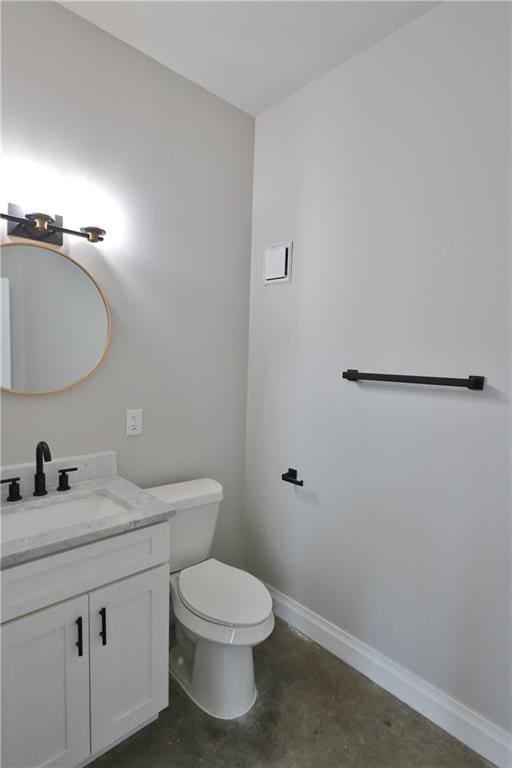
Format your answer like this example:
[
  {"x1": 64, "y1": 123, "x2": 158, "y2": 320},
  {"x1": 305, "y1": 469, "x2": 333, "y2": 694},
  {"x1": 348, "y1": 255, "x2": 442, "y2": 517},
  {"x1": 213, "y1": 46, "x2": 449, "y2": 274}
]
[{"x1": 178, "y1": 559, "x2": 273, "y2": 627}]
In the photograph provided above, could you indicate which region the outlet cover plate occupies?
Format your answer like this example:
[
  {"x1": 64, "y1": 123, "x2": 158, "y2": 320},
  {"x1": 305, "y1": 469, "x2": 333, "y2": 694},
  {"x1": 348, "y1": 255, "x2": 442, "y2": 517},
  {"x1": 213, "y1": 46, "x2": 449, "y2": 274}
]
[{"x1": 126, "y1": 409, "x2": 142, "y2": 436}]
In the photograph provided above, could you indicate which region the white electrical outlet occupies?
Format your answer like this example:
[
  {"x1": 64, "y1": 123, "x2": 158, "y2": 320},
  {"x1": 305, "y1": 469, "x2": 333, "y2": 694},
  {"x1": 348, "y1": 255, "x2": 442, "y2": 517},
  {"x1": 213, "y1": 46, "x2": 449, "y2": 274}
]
[{"x1": 126, "y1": 409, "x2": 143, "y2": 436}]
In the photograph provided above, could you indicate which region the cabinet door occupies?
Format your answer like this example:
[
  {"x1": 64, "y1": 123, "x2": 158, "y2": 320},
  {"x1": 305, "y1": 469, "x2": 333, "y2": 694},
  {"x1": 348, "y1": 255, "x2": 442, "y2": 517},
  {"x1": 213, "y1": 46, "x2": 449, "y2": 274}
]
[
  {"x1": 1, "y1": 595, "x2": 90, "y2": 768},
  {"x1": 89, "y1": 564, "x2": 169, "y2": 754}
]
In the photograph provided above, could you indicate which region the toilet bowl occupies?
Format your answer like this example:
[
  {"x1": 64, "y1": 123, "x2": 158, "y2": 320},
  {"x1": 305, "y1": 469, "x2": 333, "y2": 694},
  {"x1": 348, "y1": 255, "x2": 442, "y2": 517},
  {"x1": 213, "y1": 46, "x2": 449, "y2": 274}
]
[
  {"x1": 147, "y1": 480, "x2": 274, "y2": 719},
  {"x1": 170, "y1": 559, "x2": 274, "y2": 718}
]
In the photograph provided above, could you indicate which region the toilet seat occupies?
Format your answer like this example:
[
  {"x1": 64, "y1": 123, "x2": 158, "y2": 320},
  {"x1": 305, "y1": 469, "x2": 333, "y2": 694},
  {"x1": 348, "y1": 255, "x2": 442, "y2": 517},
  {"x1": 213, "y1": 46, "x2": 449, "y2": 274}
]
[
  {"x1": 178, "y1": 559, "x2": 273, "y2": 627},
  {"x1": 170, "y1": 573, "x2": 275, "y2": 648}
]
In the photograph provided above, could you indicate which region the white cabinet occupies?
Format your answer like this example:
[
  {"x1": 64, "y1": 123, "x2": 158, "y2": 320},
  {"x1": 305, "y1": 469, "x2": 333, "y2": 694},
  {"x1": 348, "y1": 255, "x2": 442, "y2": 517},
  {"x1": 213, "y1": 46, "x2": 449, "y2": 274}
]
[
  {"x1": 1, "y1": 595, "x2": 91, "y2": 768},
  {"x1": 1, "y1": 525, "x2": 170, "y2": 768},
  {"x1": 89, "y1": 565, "x2": 169, "y2": 753}
]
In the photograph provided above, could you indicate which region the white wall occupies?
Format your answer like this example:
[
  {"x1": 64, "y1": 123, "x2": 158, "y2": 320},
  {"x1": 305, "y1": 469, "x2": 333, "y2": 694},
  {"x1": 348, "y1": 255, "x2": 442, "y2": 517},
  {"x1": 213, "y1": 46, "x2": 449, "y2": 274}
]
[
  {"x1": 1, "y1": 1, "x2": 254, "y2": 565},
  {"x1": 246, "y1": 0, "x2": 511, "y2": 738}
]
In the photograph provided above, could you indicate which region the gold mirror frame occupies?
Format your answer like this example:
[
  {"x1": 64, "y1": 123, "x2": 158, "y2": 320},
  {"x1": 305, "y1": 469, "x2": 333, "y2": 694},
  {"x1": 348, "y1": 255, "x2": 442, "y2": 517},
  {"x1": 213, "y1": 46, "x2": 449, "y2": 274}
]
[{"x1": 0, "y1": 238, "x2": 111, "y2": 396}]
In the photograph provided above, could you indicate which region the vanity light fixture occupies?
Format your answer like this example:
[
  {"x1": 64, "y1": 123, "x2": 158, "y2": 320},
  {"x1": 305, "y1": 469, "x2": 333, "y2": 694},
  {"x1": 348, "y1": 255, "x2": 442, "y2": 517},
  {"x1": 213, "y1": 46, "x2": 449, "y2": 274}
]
[
  {"x1": 25, "y1": 212, "x2": 55, "y2": 232},
  {"x1": 80, "y1": 226, "x2": 106, "y2": 243},
  {"x1": 0, "y1": 202, "x2": 106, "y2": 245}
]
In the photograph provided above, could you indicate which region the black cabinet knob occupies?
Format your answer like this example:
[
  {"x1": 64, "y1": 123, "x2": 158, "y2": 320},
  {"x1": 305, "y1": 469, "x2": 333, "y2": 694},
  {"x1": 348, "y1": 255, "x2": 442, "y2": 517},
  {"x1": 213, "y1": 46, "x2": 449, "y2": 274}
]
[
  {"x1": 99, "y1": 607, "x2": 107, "y2": 646},
  {"x1": 75, "y1": 617, "x2": 84, "y2": 657}
]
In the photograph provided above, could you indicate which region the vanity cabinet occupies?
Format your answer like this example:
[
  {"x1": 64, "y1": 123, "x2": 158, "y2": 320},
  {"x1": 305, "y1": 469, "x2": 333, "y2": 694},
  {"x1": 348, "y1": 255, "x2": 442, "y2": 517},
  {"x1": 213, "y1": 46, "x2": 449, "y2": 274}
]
[
  {"x1": 89, "y1": 565, "x2": 169, "y2": 753},
  {"x1": 1, "y1": 595, "x2": 91, "y2": 768},
  {"x1": 1, "y1": 523, "x2": 170, "y2": 768}
]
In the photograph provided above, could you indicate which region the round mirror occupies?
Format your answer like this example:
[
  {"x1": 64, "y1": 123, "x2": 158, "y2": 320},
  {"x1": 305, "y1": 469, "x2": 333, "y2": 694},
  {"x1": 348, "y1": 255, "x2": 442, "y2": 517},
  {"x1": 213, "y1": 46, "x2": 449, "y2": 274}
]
[{"x1": 1, "y1": 241, "x2": 110, "y2": 394}]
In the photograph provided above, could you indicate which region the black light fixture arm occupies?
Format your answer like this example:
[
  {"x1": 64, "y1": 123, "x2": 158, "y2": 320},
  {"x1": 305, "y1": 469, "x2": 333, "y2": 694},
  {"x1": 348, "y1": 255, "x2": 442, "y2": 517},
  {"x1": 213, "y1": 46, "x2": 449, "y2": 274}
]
[
  {"x1": 342, "y1": 369, "x2": 485, "y2": 390},
  {"x1": 1, "y1": 205, "x2": 106, "y2": 244}
]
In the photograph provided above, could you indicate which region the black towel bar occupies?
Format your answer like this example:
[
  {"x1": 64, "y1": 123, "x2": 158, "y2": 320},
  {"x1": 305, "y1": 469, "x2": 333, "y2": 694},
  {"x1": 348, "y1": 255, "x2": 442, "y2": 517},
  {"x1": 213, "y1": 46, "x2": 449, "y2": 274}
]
[{"x1": 342, "y1": 370, "x2": 485, "y2": 390}]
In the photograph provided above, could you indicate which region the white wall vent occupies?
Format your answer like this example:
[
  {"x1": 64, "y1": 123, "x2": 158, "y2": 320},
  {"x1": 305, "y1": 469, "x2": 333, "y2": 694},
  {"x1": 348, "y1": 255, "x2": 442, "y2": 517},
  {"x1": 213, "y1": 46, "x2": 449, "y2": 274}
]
[{"x1": 263, "y1": 242, "x2": 293, "y2": 285}]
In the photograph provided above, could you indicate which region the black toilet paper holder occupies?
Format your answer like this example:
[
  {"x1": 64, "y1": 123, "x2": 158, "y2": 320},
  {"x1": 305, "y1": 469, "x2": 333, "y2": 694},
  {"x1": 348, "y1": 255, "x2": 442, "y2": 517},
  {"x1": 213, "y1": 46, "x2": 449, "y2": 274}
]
[{"x1": 281, "y1": 468, "x2": 304, "y2": 486}]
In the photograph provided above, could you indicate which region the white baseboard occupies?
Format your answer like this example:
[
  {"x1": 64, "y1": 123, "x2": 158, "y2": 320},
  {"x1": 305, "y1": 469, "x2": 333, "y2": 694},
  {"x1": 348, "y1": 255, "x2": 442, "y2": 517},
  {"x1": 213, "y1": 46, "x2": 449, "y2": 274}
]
[{"x1": 268, "y1": 585, "x2": 512, "y2": 768}]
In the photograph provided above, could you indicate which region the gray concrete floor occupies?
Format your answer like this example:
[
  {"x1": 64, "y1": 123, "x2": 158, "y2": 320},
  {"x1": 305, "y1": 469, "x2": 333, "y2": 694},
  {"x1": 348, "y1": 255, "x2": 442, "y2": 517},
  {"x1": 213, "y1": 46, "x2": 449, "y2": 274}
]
[{"x1": 90, "y1": 618, "x2": 495, "y2": 768}]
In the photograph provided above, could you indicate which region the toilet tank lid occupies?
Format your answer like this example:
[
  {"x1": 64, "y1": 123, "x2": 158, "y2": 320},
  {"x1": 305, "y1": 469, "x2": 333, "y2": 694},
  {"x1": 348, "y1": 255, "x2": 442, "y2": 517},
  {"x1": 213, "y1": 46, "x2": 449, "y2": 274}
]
[{"x1": 146, "y1": 478, "x2": 223, "y2": 511}]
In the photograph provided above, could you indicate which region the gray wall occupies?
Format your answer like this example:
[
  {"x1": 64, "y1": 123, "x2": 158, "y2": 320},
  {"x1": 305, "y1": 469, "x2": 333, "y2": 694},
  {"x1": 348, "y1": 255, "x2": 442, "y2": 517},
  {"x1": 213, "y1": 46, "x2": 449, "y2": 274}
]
[
  {"x1": 245, "y1": 2, "x2": 511, "y2": 731},
  {"x1": 1, "y1": 1, "x2": 254, "y2": 565}
]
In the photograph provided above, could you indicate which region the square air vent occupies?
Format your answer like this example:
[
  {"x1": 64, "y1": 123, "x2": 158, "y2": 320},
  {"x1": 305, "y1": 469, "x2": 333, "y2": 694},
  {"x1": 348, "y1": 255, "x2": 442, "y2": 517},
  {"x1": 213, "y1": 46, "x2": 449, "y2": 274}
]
[{"x1": 263, "y1": 242, "x2": 292, "y2": 284}]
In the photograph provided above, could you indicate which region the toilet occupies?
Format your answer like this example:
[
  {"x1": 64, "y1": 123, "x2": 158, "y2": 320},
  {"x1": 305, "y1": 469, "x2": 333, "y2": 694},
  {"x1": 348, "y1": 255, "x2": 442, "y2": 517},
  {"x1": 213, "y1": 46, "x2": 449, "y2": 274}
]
[{"x1": 147, "y1": 479, "x2": 274, "y2": 719}]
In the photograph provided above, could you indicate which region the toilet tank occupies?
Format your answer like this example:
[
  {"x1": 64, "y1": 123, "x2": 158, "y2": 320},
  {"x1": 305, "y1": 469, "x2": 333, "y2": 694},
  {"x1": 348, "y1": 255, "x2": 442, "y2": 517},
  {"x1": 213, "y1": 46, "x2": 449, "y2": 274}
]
[{"x1": 147, "y1": 479, "x2": 223, "y2": 572}]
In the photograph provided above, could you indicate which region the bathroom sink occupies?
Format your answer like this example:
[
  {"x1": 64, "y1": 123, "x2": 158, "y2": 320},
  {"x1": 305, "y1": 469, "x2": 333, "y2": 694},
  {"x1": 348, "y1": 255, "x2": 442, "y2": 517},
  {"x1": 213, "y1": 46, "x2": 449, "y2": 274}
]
[{"x1": 1, "y1": 492, "x2": 134, "y2": 543}]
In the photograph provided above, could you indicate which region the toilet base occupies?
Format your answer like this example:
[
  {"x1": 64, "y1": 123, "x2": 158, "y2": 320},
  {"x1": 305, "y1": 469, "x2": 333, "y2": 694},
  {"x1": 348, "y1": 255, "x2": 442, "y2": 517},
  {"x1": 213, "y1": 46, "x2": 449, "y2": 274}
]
[{"x1": 170, "y1": 638, "x2": 257, "y2": 719}]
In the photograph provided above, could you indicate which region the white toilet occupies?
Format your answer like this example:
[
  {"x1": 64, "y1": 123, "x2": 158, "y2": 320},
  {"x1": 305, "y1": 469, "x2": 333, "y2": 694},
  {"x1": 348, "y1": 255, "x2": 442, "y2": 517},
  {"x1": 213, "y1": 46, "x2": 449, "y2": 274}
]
[{"x1": 147, "y1": 478, "x2": 274, "y2": 719}]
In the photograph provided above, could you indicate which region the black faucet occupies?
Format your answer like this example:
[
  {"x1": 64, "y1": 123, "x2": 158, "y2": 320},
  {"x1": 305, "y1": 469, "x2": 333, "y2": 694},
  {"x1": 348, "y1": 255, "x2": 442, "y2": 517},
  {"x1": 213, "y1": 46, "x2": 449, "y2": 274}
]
[{"x1": 34, "y1": 441, "x2": 52, "y2": 496}]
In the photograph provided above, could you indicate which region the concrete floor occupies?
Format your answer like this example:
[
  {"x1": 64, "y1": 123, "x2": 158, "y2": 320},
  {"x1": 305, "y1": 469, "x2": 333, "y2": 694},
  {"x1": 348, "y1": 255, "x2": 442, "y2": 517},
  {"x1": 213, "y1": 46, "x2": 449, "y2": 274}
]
[{"x1": 90, "y1": 618, "x2": 494, "y2": 768}]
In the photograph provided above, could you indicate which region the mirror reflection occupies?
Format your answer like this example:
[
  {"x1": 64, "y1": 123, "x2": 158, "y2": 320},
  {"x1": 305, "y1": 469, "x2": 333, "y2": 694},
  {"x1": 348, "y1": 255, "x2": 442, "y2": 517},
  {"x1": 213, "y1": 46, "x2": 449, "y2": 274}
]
[{"x1": 1, "y1": 242, "x2": 110, "y2": 394}]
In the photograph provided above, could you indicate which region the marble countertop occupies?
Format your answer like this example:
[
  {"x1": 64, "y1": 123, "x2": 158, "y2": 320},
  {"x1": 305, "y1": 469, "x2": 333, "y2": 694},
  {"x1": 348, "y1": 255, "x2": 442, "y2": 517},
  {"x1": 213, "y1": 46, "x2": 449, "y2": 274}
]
[{"x1": 0, "y1": 474, "x2": 174, "y2": 570}]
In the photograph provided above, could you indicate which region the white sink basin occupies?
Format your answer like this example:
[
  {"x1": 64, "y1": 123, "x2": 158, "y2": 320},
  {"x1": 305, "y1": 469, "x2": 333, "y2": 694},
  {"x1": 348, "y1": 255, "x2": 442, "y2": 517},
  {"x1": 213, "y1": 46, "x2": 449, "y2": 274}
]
[{"x1": 1, "y1": 492, "x2": 134, "y2": 543}]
